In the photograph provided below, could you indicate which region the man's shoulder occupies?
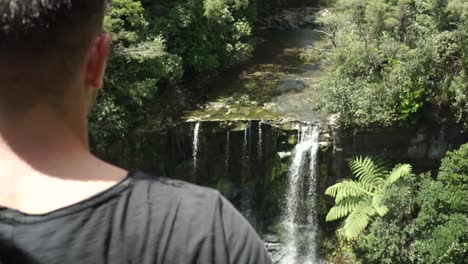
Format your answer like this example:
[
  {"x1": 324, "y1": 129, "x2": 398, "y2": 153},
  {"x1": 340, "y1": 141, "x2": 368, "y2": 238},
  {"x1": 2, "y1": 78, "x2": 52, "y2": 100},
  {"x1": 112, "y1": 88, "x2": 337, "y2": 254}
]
[
  {"x1": 129, "y1": 170, "x2": 219, "y2": 196},
  {"x1": 127, "y1": 170, "x2": 223, "y2": 213},
  {"x1": 122, "y1": 171, "x2": 272, "y2": 264}
]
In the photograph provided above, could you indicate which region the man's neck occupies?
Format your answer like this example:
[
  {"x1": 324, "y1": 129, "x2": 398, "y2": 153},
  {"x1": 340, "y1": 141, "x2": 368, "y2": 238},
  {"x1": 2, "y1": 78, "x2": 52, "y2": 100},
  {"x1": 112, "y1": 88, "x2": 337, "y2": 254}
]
[
  {"x1": 0, "y1": 104, "x2": 127, "y2": 214},
  {"x1": 0, "y1": 104, "x2": 89, "y2": 170}
]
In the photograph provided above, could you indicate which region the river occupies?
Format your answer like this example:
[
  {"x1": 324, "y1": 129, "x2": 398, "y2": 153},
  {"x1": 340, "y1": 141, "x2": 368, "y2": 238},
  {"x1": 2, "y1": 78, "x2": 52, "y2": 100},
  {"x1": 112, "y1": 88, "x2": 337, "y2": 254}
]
[{"x1": 186, "y1": 28, "x2": 323, "y2": 123}]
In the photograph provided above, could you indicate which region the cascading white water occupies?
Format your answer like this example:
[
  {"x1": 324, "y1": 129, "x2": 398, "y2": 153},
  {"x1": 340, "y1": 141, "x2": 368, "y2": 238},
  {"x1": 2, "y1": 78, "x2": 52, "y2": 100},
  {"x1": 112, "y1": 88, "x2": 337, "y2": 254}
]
[
  {"x1": 242, "y1": 122, "x2": 251, "y2": 174},
  {"x1": 243, "y1": 124, "x2": 249, "y2": 159},
  {"x1": 192, "y1": 122, "x2": 201, "y2": 171},
  {"x1": 258, "y1": 121, "x2": 263, "y2": 160},
  {"x1": 281, "y1": 124, "x2": 321, "y2": 264}
]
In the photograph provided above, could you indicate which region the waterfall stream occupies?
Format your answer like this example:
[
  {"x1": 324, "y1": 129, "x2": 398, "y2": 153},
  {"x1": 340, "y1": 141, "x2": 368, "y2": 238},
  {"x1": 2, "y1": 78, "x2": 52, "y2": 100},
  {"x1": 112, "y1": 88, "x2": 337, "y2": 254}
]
[
  {"x1": 258, "y1": 121, "x2": 263, "y2": 160},
  {"x1": 225, "y1": 130, "x2": 231, "y2": 176},
  {"x1": 242, "y1": 122, "x2": 251, "y2": 177},
  {"x1": 187, "y1": 121, "x2": 322, "y2": 263},
  {"x1": 192, "y1": 122, "x2": 201, "y2": 172},
  {"x1": 282, "y1": 124, "x2": 321, "y2": 264}
]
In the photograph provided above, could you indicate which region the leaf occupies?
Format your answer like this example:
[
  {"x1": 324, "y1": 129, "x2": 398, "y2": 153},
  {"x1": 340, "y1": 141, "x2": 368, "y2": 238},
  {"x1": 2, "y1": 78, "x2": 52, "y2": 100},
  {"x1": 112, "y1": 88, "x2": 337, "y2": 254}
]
[
  {"x1": 326, "y1": 197, "x2": 363, "y2": 221},
  {"x1": 325, "y1": 180, "x2": 372, "y2": 203},
  {"x1": 341, "y1": 203, "x2": 376, "y2": 239},
  {"x1": 386, "y1": 164, "x2": 412, "y2": 185},
  {"x1": 349, "y1": 156, "x2": 388, "y2": 189}
]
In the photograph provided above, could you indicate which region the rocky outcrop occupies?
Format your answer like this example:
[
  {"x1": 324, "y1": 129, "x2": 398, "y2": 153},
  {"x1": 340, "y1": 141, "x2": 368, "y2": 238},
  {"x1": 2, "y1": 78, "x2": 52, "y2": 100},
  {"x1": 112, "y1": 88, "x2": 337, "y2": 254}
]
[{"x1": 264, "y1": 234, "x2": 285, "y2": 263}]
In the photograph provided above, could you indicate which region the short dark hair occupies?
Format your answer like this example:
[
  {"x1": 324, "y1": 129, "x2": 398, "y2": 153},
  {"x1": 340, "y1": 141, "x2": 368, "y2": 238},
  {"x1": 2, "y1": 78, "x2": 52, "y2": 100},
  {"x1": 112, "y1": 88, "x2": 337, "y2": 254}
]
[{"x1": 0, "y1": 0, "x2": 106, "y2": 113}]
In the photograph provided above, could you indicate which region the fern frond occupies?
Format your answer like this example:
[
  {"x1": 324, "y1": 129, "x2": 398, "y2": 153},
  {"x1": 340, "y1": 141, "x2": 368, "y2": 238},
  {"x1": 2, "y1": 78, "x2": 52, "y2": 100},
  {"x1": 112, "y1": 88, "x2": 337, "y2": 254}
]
[
  {"x1": 341, "y1": 203, "x2": 375, "y2": 239},
  {"x1": 349, "y1": 157, "x2": 387, "y2": 189},
  {"x1": 325, "y1": 180, "x2": 373, "y2": 203},
  {"x1": 325, "y1": 197, "x2": 362, "y2": 221},
  {"x1": 386, "y1": 164, "x2": 412, "y2": 185}
]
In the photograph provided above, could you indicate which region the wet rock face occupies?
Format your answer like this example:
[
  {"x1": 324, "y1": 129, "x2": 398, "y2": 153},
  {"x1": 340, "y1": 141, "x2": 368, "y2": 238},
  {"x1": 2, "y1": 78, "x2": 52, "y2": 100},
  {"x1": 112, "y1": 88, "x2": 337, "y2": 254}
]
[
  {"x1": 258, "y1": 8, "x2": 319, "y2": 30},
  {"x1": 264, "y1": 234, "x2": 285, "y2": 263},
  {"x1": 122, "y1": 120, "x2": 300, "y2": 225},
  {"x1": 327, "y1": 119, "x2": 468, "y2": 177}
]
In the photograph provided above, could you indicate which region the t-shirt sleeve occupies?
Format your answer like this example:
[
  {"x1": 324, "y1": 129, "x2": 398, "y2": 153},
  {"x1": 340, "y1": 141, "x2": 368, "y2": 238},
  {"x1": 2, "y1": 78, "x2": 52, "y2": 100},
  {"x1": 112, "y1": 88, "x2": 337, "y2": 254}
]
[{"x1": 212, "y1": 194, "x2": 273, "y2": 264}]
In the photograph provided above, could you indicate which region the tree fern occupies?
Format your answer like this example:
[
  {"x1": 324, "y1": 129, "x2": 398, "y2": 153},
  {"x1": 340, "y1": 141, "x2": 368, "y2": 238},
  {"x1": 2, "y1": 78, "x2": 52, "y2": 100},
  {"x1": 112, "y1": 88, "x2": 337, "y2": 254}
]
[
  {"x1": 349, "y1": 156, "x2": 387, "y2": 189},
  {"x1": 341, "y1": 203, "x2": 375, "y2": 239},
  {"x1": 326, "y1": 196, "x2": 363, "y2": 221},
  {"x1": 386, "y1": 164, "x2": 412, "y2": 185},
  {"x1": 325, "y1": 179, "x2": 372, "y2": 203},
  {"x1": 325, "y1": 156, "x2": 412, "y2": 239}
]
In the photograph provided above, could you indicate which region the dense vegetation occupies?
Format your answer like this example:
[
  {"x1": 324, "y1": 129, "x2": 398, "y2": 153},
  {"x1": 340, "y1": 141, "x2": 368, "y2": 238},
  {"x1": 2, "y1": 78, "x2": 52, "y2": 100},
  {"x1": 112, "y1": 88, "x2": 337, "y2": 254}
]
[
  {"x1": 89, "y1": 0, "x2": 325, "y2": 154},
  {"x1": 310, "y1": 3, "x2": 467, "y2": 261},
  {"x1": 310, "y1": 4, "x2": 468, "y2": 261},
  {"x1": 90, "y1": 0, "x2": 258, "y2": 152},
  {"x1": 325, "y1": 144, "x2": 468, "y2": 263},
  {"x1": 304, "y1": 0, "x2": 468, "y2": 128}
]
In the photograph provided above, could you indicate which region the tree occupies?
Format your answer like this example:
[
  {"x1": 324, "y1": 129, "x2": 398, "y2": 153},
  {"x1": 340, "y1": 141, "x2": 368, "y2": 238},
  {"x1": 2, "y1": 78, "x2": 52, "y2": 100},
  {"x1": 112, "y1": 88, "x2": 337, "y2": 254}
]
[
  {"x1": 309, "y1": 0, "x2": 468, "y2": 128},
  {"x1": 411, "y1": 144, "x2": 468, "y2": 264},
  {"x1": 90, "y1": 0, "x2": 256, "y2": 155},
  {"x1": 89, "y1": 0, "x2": 183, "y2": 154},
  {"x1": 325, "y1": 157, "x2": 412, "y2": 239}
]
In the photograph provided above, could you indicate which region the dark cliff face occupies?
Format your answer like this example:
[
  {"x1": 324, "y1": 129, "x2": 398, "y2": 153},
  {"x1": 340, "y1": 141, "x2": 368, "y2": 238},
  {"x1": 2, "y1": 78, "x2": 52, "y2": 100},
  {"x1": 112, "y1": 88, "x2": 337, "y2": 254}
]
[
  {"x1": 328, "y1": 122, "x2": 468, "y2": 178},
  {"x1": 104, "y1": 119, "x2": 467, "y2": 212},
  {"x1": 109, "y1": 121, "x2": 301, "y2": 232}
]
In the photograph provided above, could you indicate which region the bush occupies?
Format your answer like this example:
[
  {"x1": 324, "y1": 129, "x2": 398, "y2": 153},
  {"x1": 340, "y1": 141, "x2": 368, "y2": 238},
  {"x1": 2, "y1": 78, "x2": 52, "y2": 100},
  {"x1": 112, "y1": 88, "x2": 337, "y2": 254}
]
[
  {"x1": 349, "y1": 144, "x2": 468, "y2": 263},
  {"x1": 411, "y1": 144, "x2": 468, "y2": 264}
]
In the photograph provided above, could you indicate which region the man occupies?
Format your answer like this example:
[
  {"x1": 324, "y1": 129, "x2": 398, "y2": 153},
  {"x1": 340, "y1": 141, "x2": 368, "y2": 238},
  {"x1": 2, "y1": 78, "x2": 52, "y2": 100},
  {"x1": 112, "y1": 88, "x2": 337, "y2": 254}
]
[{"x1": 0, "y1": 1, "x2": 272, "y2": 263}]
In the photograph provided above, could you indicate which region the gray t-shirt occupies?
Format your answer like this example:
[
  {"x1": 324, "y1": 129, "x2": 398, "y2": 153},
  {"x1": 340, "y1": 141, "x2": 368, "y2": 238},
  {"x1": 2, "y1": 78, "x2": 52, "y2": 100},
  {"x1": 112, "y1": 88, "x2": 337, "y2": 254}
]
[{"x1": 0, "y1": 171, "x2": 272, "y2": 264}]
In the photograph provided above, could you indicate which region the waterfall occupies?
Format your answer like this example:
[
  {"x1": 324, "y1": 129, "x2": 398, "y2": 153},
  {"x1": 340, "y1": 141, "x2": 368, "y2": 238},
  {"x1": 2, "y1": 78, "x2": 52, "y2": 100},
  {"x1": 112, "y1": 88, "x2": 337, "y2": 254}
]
[
  {"x1": 258, "y1": 121, "x2": 263, "y2": 160},
  {"x1": 242, "y1": 121, "x2": 251, "y2": 177},
  {"x1": 225, "y1": 130, "x2": 231, "y2": 176},
  {"x1": 192, "y1": 122, "x2": 201, "y2": 172},
  {"x1": 281, "y1": 124, "x2": 321, "y2": 264},
  {"x1": 243, "y1": 123, "x2": 249, "y2": 161}
]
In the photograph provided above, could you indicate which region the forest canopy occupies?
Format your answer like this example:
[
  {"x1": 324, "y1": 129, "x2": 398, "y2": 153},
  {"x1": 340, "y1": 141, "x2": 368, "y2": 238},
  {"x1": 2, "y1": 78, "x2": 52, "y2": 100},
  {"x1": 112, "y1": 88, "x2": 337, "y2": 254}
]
[
  {"x1": 90, "y1": 0, "x2": 261, "y2": 152},
  {"x1": 303, "y1": 0, "x2": 468, "y2": 128}
]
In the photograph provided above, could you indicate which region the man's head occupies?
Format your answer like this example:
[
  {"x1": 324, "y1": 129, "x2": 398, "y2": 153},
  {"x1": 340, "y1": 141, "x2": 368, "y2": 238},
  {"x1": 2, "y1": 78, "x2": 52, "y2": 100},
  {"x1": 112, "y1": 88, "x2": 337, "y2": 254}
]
[{"x1": 0, "y1": 0, "x2": 110, "y2": 117}]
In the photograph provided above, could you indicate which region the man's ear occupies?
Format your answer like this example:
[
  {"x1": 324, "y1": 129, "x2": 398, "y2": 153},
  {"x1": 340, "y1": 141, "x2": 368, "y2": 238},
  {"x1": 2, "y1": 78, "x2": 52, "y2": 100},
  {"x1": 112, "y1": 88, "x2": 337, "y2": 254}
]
[{"x1": 85, "y1": 34, "x2": 111, "y2": 89}]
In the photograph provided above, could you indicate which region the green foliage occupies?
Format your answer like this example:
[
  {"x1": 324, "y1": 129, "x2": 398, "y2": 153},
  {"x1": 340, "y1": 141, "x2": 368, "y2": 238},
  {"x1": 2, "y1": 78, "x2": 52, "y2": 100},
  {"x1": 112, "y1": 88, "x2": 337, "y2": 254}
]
[
  {"x1": 438, "y1": 142, "x2": 468, "y2": 186},
  {"x1": 325, "y1": 157, "x2": 412, "y2": 239},
  {"x1": 350, "y1": 144, "x2": 468, "y2": 264},
  {"x1": 355, "y1": 176, "x2": 419, "y2": 264},
  {"x1": 90, "y1": 0, "x2": 257, "y2": 154},
  {"x1": 153, "y1": 0, "x2": 254, "y2": 73},
  {"x1": 308, "y1": 0, "x2": 468, "y2": 128},
  {"x1": 411, "y1": 144, "x2": 468, "y2": 264},
  {"x1": 90, "y1": 0, "x2": 184, "y2": 153}
]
